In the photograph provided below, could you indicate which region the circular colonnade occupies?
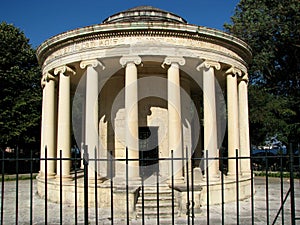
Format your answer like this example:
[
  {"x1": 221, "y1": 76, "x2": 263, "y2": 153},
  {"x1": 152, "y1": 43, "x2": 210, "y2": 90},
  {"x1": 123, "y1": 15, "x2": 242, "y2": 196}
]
[{"x1": 36, "y1": 6, "x2": 252, "y2": 217}]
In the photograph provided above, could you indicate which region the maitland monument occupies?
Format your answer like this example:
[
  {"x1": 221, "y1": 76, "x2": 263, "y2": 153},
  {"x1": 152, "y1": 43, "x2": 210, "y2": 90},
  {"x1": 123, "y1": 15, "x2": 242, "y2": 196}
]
[{"x1": 36, "y1": 6, "x2": 252, "y2": 218}]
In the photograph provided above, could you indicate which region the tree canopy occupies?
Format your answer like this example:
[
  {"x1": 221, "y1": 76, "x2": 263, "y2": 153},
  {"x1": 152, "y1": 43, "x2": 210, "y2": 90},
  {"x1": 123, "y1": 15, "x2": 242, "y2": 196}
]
[
  {"x1": 225, "y1": 0, "x2": 300, "y2": 145},
  {"x1": 0, "y1": 22, "x2": 41, "y2": 151}
]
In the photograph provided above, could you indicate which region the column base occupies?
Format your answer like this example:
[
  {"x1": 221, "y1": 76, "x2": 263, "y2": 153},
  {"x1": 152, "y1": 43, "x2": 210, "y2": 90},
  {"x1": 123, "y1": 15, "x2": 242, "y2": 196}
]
[
  {"x1": 55, "y1": 174, "x2": 72, "y2": 181},
  {"x1": 169, "y1": 176, "x2": 185, "y2": 186},
  {"x1": 88, "y1": 175, "x2": 106, "y2": 184},
  {"x1": 203, "y1": 174, "x2": 220, "y2": 183},
  {"x1": 38, "y1": 171, "x2": 56, "y2": 179},
  {"x1": 241, "y1": 171, "x2": 252, "y2": 178},
  {"x1": 226, "y1": 172, "x2": 242, "y2": 180}
]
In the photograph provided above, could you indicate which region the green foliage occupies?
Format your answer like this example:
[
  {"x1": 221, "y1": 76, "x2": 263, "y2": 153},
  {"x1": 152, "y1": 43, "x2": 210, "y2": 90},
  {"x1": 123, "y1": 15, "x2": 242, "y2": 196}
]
[
  {"x1": 0, "y1": 22, "x2": 41, "y2": 151},
  {"x1": 225, "y1": 0, "x2": 300, "y2": 145},
  {"x1": 248, "y1": 86, "x2": 296, "y2": 144}
]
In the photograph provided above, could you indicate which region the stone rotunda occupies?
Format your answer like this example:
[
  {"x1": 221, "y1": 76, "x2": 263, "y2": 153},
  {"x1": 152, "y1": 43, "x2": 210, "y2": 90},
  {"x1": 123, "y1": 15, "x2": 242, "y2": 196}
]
[{"x1": 37, "y1": 6, "x2": 252, "y2": 218}]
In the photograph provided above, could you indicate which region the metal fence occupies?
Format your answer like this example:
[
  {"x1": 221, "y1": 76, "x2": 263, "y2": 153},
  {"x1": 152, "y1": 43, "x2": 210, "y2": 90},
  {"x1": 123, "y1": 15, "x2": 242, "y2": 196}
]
[{"x1": 0, "y1": 145, "x2": 299, "y2": 225}]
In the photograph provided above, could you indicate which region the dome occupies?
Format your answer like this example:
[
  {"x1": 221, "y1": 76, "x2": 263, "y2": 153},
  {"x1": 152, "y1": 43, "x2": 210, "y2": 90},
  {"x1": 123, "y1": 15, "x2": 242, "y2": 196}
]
[{"x1": 102, "y1": 6, "x2": 187, "y2": 24}]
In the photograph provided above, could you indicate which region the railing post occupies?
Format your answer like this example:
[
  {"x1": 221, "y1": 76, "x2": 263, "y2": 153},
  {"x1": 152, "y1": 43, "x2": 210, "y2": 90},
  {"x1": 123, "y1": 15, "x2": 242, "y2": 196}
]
[
  {"x1": 44, "y1": 146, "x2": 48, "y2": 224},
  {"x1": 30, "y1": 150, "x2": 33, "y2": 225},
  {"x1": 59, "y1": 150, "x2": 63, "y2": 224},
  {"x1": 126, "y1": 147, "x2": 129, "y2": 225},
  {"x1": 1, "y1": 149, "x2": 4, "y2": 225},
  {"x1": 110, "y1": 151, "x2": 114, "y2": 224},
  {"x1": 289, "y1": 143, "x2": 295, "y2": 225},
  {"x1": 94, "y1": 146, "x2": 98, "y2": 225},
  {"x1": 235, "y1": 149, "x2": 239, "y2": 225},
  {"x1": 83, "y1": 144, "x2": 89, "y2": 225},
  {"x1": 74, "y1": 147, "x2": 78, "y2": 225},
  {"x1": 15, "y1": 146, "x2": 19, "y2": 225},
  {"x1": 185, "y1": 146, "x2": 190, "y2": 225},
  {"x1": 171, "y1": 150, "x2": 175, "y2": 225},
  {"x1": 206, "y1": 150, "x2": 209, "y2": 225},
  {"x1": 191, "y1": 150, "x2": 195, "y2": 225},
  {"x1": 250, "y1": 149, "x2": 254, "y2": 225},
  {"x1": 265, "y1": 148, "x2": 269, "y2": 225}
]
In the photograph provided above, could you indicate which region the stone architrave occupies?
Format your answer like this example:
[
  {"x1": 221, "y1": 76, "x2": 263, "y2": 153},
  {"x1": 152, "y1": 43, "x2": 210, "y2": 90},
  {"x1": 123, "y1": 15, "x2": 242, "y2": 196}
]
[
  {"x1": 197, "y1": 60, "x2": 220, "y2": 181},
  {"x1": 54, "y1": 65, "x2": 75, "y2": 180}
]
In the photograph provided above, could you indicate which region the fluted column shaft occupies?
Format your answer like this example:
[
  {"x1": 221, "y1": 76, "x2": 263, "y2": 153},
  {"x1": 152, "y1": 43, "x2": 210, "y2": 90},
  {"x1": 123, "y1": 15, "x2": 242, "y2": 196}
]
[
  {"x1": 226, "y1": 67, "x2": 240, "y2": 176},
  {"x1": 55, "y1": 65, "x2": 75, "y2": 180},
  {"x1": 40, "y1": 73, "x2": 56, "y2": 178},
  {"x1": 197, "y1": 60, "x2": 220, "y2": 180},
  {"x1": 238, "y1": 75, "x2": 251, "y2": 176},
  {"x1": 120, "y1": 56, "x2": 141, "y2": 179},
  {"x1": 163, "y1": 56, "x2": 185, "y2": 182}
]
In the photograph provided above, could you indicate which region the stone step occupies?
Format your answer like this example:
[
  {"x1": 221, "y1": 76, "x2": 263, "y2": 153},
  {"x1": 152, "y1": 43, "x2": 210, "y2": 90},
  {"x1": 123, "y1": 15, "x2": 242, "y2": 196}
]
[
  {"x1": 138, "y1": 196, "x2": 173, "y2": 201},
  {"x1": 135, "y1": 185, "x2": 179, "y2": 218},
  {"x1": 136, "y1": 208, "x2": 178, "y2": 218},
  {"x1": 139, "y1": 188, "x2": 172, "y2": 195},
  {"x1": 139, "y1": 189, "x2": 171, "y2": 194},
  {"x1": 136, "y1": 201, "x2": 176, "y2": 208}
]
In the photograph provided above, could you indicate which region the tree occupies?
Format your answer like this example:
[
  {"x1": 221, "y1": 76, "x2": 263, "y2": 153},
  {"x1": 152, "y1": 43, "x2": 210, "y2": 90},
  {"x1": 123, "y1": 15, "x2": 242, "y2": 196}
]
[
  {"x1": 0, "y1": 22, "x2": 41, "y2": 152},
  {"x1": 248, "y1": 85, "x2": 296, "y2": 145},
  {"x1": 225, "y1": 0, "x2": 300, "y2": 145}
]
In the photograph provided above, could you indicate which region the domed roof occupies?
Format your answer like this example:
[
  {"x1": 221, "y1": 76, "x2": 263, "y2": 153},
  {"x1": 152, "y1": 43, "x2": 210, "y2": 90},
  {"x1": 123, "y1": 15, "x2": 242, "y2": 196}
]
[{"x1": 102, "y1": 6, "x2": 187, "y2": 24}]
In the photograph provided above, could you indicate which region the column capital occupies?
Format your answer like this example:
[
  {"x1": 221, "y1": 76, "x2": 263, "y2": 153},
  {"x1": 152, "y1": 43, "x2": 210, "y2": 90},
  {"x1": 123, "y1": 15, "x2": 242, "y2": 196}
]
[
  {"x1": 120, "y1": 55, "x2": 141, "y2": 67},
  {"x1": 80, "y1": 59, "x2": 105, "y2": 70},
  {"x1": 225, "y1": 66, "x2": 242, "y2": 77},
  {"x1": 54, "y1": 65, "x2": 76, "y2": 76},
  {"x1": 41, "y1": 73, "x2": 57, "y2": 88},
  {"x1": 162, "y1": 56, "x2": 185, "y2": 68},
  {"x1": 196, "y1": 59, "x2": 221, "y2": 71},
  {"x1": 41, "y1": 74, "x2": 47, "y2": 88},
  {"x1": 238, "y1": 73, "x2": 249, "y2": 84}
]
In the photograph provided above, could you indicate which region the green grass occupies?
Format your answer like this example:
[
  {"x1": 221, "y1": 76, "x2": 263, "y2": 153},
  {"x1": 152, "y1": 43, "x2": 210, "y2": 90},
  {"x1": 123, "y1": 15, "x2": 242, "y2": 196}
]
[
  {"x1": 254, "y1": 171, "x2": 300, "y2": 179},
  {"x1": 0, "y1": 173, "x2": 37, "y2": 181}
]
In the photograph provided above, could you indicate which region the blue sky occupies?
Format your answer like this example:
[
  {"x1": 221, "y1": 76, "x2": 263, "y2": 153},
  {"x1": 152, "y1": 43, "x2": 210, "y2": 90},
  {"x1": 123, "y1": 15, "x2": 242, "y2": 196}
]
[{"x1": 0, "y1": 0, "x2": 240, "y2": 48}]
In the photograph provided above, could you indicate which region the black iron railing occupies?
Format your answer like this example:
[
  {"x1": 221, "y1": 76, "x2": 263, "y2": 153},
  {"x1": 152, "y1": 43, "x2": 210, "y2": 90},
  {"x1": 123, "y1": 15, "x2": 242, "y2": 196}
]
[{"x1": 0, "y1": 145, "x2": 299, "y2": 225}]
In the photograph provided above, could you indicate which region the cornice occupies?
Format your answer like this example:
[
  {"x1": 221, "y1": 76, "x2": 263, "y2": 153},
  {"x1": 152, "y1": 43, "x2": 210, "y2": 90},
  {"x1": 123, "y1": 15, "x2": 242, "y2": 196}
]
[{"x1": 36, "y1": 22, "x2": 252, "y2": 67}]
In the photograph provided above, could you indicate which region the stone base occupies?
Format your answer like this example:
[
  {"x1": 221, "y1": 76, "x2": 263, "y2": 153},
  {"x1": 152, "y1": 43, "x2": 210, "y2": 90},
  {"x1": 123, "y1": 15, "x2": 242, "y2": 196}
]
[
  {"x1": 36, "y1": 174, "x2": 140, "y2": 219},
  {"x1": 36, "y1": 173, "x2": 253, "y2": 219},
  {"x1": 199, "y1": 175, "x2": 253, "y2": 206}
]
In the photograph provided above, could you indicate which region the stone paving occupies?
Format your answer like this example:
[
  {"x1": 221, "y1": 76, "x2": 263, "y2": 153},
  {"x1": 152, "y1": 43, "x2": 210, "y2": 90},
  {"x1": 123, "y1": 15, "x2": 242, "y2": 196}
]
[{"x1": 0, "y1": 176, "x2": 299, "y2": 224}]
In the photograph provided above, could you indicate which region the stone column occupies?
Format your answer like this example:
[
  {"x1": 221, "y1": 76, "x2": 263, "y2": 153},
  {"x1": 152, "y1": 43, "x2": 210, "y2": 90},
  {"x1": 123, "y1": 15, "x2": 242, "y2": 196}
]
[
  {"x1": 120, "y1": 56, "x2": 141, "y2": 180},
  {"x1": 54, "y1": 65, "x2": 75, "y2": 180},
  {"x1": 80, "y1": 59, "x2": 104, "y2": 180},
  {"x1": 40, "y1": 75, "x2": 47, "y2": 178},
  {"x1": 238, "y1": 73, "x2": 251, "y2": 176},
  {"x1": 225, "y1": 67, "x2": 241, "y2": 176},
  {"x1": 163, "y1": 56, "x2": 185, "y2": 183},
  {"x1": 181, "y1": 78, "x2": 192, "y2": 182},
  {"x1": 40, "y1": 73, "x2": 57, "y2": 178},
  {"x1": 197, "y1": 60, "x2": 220, "y2": 181}
]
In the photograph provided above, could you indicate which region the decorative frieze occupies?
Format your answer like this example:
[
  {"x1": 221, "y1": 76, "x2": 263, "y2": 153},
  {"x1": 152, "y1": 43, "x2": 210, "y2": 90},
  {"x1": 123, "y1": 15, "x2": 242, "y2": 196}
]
[{"x1": 43, "y1": 35, "x2": 241, "y2": 66}]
